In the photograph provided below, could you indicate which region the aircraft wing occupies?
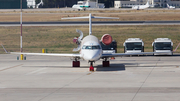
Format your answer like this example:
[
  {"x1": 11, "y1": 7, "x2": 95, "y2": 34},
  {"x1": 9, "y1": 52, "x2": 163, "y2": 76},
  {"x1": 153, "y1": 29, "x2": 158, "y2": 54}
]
[
  {"x1": 101, "y1": 52, "x2": 169, "y2": 58},
  {"x1": 1, "y1": 44, "x2": 81, "y2": 57},
  {"x1": 9, "y1": 52, "x2": 81, "y2": 57}
]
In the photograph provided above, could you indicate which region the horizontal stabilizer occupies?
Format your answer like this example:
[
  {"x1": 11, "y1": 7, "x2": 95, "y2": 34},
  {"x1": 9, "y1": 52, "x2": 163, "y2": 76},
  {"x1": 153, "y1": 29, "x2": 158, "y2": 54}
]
[
  {"x1": 62, "y1": 16, "x2": 89, "y2": 19},
  {"x1": 62, "y1": 16, "x2": 119, "y2": 20},
  {"x1": 62, "y1": 13, "x2": 119, "y2": 35},
  {"x1": 92, "y1": 16, "x2": 119, "y2": 19}
]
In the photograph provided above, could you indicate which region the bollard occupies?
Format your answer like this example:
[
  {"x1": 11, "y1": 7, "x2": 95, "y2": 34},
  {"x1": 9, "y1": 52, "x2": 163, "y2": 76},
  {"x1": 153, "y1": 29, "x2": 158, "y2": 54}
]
[
  {"x1": 42, "y1": 49, "x2": 47, "y2": 53},
  {"x1": 21, "y1": 54, "x2": 24, "y2": 60},
  {"x1": 24, "y1": 56, "x2": 26, "y2": 60},
  {"x1": 42, "y1": 49, "x2": 45, "y2": 53},
  {"x1": 17, "y1": 56, "x2": 19, "y2": 60}
]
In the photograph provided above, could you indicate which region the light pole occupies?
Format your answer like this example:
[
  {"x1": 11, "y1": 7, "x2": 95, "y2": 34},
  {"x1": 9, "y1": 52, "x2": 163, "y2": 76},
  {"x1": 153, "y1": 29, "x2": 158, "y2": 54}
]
[
  {"x1": 20, "y1": 0, "x2": 23, "y2": 60},
  {"x1": 64, "y1": 0, "x2": 65, "y2": 7}
]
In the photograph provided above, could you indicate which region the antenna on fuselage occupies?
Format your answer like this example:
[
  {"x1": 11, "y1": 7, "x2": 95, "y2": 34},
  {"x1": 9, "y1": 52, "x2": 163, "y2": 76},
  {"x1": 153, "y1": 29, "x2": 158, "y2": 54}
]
[{"x1": 62, "y1": 14, "x2": 119, "y2": 35}]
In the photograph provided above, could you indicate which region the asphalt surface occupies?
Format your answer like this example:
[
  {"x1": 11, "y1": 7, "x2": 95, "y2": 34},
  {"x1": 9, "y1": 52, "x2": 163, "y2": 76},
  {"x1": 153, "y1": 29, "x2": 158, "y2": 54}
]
[
  {"x1": 0, "y1": 21, "x2": 180, "y2": 26},
  {"x1": 1, "y1": 54, "x2": 180, "y2": 101}
]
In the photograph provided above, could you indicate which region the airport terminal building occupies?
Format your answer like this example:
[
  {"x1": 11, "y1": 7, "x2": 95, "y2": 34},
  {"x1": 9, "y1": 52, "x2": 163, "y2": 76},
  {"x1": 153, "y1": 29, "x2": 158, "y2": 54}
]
[{"x1": 114, "y1": 0, "x2": 180, "y2": 8}]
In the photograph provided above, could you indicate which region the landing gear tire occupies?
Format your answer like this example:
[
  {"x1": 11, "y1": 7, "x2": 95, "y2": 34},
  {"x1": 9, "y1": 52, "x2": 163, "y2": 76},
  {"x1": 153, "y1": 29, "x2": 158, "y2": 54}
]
[
  {"x1": 103, "y1": 61, "x2": 110, "y2": 67},
  {"x1": 89, "y1": 62, "x2": 94, "y2": 71},
  {"x1": 73, "y1": 61, "x2": 80, "y2": 67},
  {"x1": 89, "y1": 65, "x2": 94, "y2": 71}
]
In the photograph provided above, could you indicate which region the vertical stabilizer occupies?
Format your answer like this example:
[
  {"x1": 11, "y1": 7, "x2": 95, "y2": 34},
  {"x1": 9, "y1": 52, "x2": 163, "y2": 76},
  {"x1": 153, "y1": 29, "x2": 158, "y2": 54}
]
[
  {"x1": 89, "y1": 14, "x2": 92, "y2": 35},
  {"x1": 146, "y1": 0, "x2": 149, "y2": 6}
]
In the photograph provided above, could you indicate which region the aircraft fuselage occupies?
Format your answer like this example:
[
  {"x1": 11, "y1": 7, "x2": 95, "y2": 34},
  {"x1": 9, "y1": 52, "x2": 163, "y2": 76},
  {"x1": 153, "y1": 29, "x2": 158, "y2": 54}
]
[{"x1": 80, "y1": 35, "x2": 103, "y2": 62}]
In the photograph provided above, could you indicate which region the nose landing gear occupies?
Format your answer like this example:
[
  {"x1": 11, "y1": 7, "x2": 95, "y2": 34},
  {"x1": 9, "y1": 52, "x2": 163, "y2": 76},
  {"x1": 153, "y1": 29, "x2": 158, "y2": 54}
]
[{"x1": 89, "y1": 61, "x2": 94, "y2": 71}]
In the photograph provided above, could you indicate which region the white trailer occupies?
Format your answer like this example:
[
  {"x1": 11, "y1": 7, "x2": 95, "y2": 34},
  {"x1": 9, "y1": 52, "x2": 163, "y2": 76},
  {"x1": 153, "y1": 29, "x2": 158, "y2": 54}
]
[
  {"x1": 152, "y1": 38, "x2": 173, "y2": 55},
  {"x1": 123, "y1": 38, "x2": 144, "y2": 53}
]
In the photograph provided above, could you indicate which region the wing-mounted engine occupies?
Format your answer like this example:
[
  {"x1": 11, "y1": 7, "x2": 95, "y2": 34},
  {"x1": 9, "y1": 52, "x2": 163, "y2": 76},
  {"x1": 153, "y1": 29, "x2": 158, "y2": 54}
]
[
  {"x1": 101, "y1": 34, "x2": 112, "y2": 45},
  {"x1": 73, "y1": 29, "x2": 83, "y2": 51}
]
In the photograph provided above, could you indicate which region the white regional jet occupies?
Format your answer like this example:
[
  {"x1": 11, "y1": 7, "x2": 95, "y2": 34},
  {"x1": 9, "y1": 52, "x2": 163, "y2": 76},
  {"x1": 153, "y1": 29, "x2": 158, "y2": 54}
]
[
  {"x1": 2, "y1": 14, "x2": 169, "y2": 71},
  {"x1": 72, "y1": 1, "x2": 90, "y2": 11},
  {"x1": 167, "y1": 3, "x2": 175, "y2": 9},
  {"x1": 132, "y1": 1, "x2": 150, "y2": 10}
]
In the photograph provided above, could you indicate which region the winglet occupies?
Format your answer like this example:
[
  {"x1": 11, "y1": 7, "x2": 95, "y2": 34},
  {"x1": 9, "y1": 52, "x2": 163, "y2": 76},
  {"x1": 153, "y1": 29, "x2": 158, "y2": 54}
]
[{"x1": 1, "y1": 44, "x2": 8, "y2": 53}]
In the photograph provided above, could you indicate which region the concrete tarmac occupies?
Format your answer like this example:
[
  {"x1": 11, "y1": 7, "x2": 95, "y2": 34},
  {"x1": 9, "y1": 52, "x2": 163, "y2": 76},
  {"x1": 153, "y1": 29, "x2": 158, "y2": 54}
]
[{"x1": 0, "y1": 54, "x2": 180, "y2": 101}]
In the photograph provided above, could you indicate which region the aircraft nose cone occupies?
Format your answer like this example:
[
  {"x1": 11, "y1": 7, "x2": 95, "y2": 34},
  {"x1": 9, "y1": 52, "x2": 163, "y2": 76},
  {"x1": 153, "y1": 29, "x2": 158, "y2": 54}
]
[
  {"x1": 85, "y1": 54, "x2": 96, "y2": 61},
  {"x1": 83, "y1": 51, "x2": 100, "y2": 61}
]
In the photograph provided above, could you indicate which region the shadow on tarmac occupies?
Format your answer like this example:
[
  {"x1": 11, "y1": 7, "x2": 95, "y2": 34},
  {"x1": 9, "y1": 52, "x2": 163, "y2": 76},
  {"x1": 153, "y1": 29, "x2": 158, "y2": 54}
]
[
  {"x1": 22, "y1": 61, "x2": 180, "y2": 71},
  {"x1": 95, "y1": 64, "x2": 125, "y2": 71},
  {"x1": 23, "y1": 64, "x2": 127, "y2": 72}
]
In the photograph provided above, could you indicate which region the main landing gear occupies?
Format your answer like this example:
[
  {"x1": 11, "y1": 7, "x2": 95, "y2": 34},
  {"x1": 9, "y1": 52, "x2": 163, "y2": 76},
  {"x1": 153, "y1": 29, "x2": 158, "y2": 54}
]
[
  {"x1": 72, "y1": 58, "x2": 80, "y2": 67},
  {"x1": 102, "y1": 58, "x2": 110, "y2": 67},
  {"x1": 72, "y1": 58, "x2": 110, "y2": 71}
]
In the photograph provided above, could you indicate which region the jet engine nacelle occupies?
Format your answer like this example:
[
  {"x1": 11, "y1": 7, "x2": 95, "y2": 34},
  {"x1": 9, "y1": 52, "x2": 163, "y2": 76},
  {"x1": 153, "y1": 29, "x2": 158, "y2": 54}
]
[
  {"x1": 73, "y1": 37, "x2": 79, "y2": 45},
  {"x1": 101, "y1": 34, "x2": 112, "y2": 45}
]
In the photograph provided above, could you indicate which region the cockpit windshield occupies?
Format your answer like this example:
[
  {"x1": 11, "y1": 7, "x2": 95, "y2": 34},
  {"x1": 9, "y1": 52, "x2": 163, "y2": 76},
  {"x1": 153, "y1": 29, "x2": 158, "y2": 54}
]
[{"x1": 82, "y1": 45, "x2": 101, "y2": 50}]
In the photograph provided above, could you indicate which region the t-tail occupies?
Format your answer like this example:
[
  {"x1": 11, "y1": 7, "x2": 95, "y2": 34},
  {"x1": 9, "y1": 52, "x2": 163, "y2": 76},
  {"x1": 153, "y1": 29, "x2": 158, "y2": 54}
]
[
  {"x1": 62, "y1": 14, "x2": 119, "y2": 35},
  {"x1": 62, "y1": 14, "x2": 119, "y2": 51}
]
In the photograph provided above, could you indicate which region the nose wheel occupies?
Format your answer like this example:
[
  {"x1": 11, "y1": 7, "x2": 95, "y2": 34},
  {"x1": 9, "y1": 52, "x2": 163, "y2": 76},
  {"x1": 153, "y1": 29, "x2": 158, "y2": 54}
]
[{"x1": 89, "y1": 62, "x2": 94, "y2": 71}]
